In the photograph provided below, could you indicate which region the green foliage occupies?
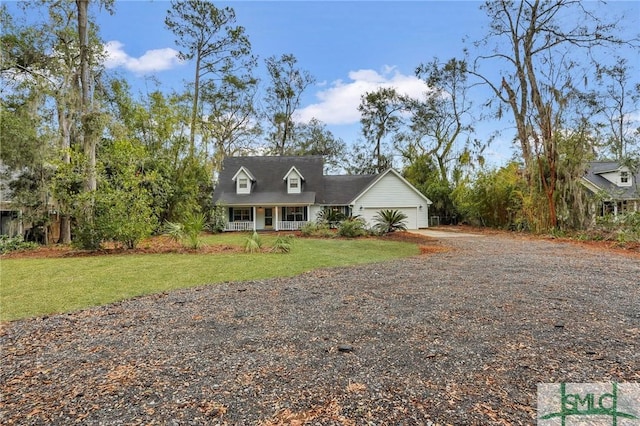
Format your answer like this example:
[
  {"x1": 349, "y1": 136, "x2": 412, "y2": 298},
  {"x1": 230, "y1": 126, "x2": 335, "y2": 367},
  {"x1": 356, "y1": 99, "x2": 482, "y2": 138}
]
[
  {"x1": 373, "y1": 209, "x2": 409, "y2": 234},
  {"x1": 97, "y1": 140, "x2": 158, "y2": 248},
  {"x1": 264, "y1": 53, "x2": 316, "y2": 154},
  {"x1": 453, "y1": 162, "x2": 526, "y2": 229},
  {"x1": 182, "y1": 211, "x2": 206, "y2": 249},
  {"x1": 337, "y1": 216, "x2": 368, "y2": 238},
  {"x1": 244, "y1": 231, "x2": 262, "y2": 253},
  {"x1": 299, "y1": 221, "x2": 319, "y2": 236},
  {"x1": 164, "y1": 211, "x2": 206, "y2": 249},
  {"x1": 300, "y1": 222, "x2": 335, "y2": 238},
  {"x1": 70, "y1": 139, "x2": 158, "y2": 250},
  {"x1": 0, "y1": 98, "x2": 42, "y2": 170},
  {"x1": 209, "y1": 203, "x2": 228, "y2": 233},
  {"x1": 345, "y1": 141, "x2": 393, "y2": 175},
  {"x1": 72, "y1": 192, "x2": 106, "y2": 250},
  {"x1": 95, "y1": 185, "x2": 156, "y2": 249},
  {"x1": 0, "y1": 235, "x2": 39, "y2": 254},
  {"x1": 163, "y1": 220, "x2": 185, "y2": 243},
  {"x1": 403, "y1": 155, "x2": 457, "y2": 222},
  {"x1": 316, "y1": 207, "x2": 346, "y2": 228},
  {"x1": 270, "y1": 234, "x2": 294, "y2": 253},
  {"x1": 292, "y1": 118, "x2": 345, "y2": 173},
  {"x1": 590, "y1": 212, "x2": 640, "y2": 243},
  {"x1": 358, "y1": 87, "x2": 407, "y2": 173}
]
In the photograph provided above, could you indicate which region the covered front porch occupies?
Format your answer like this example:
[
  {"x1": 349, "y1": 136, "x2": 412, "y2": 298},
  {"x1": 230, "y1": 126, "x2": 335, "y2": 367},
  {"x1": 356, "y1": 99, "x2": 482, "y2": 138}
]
[{"x1": 224, "y1": 205, "x2": 310, "y2": 232}]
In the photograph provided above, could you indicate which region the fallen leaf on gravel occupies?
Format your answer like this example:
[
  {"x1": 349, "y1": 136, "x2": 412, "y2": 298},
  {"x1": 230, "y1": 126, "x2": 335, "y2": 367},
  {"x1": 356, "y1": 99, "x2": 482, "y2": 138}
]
[
  {"x1": 198, "y1": 400, "x2": 227, "y2": 417},
  {"x1": 2, "y1": 233, "x2": 638, "y2": 424},
  {"x1": 346, "y1": 382, "x2": 367, "y2": 393}
]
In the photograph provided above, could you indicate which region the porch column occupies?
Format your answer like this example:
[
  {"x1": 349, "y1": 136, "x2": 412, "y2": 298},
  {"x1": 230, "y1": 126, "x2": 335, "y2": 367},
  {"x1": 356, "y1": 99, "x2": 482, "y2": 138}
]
[
  {"x1": 274, "y1": 206, "x2": 279, "y2": 231},
  {"x1": 252, "y1": 206, "x2": 256, "y2": 231}
]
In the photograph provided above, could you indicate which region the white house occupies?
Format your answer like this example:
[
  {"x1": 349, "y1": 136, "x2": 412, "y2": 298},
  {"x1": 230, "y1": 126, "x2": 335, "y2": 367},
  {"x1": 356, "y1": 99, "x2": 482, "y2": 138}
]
[
  {"x1": 212, "y1": 156, "x2": 432, "y2": 231},
  {"x1": 581, "y1": 161, "x2": 640, "y2": 216}
]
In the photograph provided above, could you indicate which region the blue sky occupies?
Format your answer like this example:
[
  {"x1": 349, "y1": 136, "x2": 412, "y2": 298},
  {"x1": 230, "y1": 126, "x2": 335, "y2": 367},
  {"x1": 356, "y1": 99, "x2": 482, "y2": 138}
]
[
  {"x1": 98, "y1": 1, "x2": 513, "y2": 163},
  {"x1": 6, "y1": 1, "x2": 640, "y2": 166}
]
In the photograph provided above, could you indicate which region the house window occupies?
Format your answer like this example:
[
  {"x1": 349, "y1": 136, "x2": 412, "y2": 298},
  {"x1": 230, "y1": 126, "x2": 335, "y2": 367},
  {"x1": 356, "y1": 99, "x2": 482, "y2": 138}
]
[
  {"x1": 621, "y1": 171, "x2": 629, "y2": 184},
  {"x1": 289, "y1": 178, "x2": 299, "y2": 189},
  {"x1": 283, "y1": 206, "x2": 305, "y2": 221},
  {"x1": 239, "y1": 178, "x2": 248, "y2": 189},
  {"x1": 233, "y1": 208, "x2": 251, "y2": 221}
]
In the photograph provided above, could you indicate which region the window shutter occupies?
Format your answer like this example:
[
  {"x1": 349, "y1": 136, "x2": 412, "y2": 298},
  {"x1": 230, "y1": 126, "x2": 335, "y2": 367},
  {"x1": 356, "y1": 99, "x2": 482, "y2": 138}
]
[
  {"x1": 228, "y1": 207, "x2": 233, "y2": 222},
  {"x1": 304, "y1": 207, "x2": 308, "y2": 221},
  {"x1": 281, "y1": 207, "x2": 286, "y2": 219}
]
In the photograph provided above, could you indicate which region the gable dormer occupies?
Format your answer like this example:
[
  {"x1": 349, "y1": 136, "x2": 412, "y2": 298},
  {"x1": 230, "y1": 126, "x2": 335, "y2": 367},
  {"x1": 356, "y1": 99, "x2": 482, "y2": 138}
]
[
  {"x1": 599, "y1": 166, "x2": 633, "y2": 188},
  {"x1": 232, "y1": 166, "x2": 255, "y2": 194},
  {"x1": 283, "y1": 166, "x2": 304, "y2": 194},
  {"x1": 619, "y1": 169, "x2": 632, "y2": 187}
]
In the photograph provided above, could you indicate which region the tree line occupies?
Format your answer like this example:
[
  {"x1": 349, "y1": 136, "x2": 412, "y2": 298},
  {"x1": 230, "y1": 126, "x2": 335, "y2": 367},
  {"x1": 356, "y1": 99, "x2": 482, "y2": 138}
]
[{"x1": 1, "y1": 0, "x2": 638, "y2": 248}]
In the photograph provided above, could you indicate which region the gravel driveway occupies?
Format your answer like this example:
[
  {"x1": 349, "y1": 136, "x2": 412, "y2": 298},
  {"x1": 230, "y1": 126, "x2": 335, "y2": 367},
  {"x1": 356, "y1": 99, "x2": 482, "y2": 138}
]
[{"x1": 1, "y1": 233, "x2": 639, "y2": 425}]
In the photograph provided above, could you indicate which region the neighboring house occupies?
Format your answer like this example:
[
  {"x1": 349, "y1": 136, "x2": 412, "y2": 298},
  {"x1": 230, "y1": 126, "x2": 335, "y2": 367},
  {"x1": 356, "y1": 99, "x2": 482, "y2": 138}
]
[
  {"x1": 0, "y1": 162, "x2": 60, "y2": 241},
  {"x1": 0, "y1": 165, "x2": 23, "y2": 238},
  {"x1": 581, "y1": 161, "x2": 640, "y2": 216},
  {"x1": 212, "y1": 156, "x2": 432, "y2": 231}
]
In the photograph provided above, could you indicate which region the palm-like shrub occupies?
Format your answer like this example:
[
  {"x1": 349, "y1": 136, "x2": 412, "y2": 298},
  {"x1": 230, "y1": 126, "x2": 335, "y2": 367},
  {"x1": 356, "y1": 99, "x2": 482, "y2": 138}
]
[
  {"x1": 316, "y1": 207, "x2": 347, "y2": 228},
  {"x1": 373, "y1": 209, "x2": 408, "y2": 234},
  {"x1": 183, "y1": 212, "x2": 206, "y2": 249},
  {"x1": 164, "y1": 212, "x2": 206, "y2": 249},
  {"x1": 270, "y1": 234, "x2": 294, "y2": 253},
  {"x1": 337, "y1": 216, "x2": 368, "y2": 238},
  {"x1": 244, "y1": 231, "x2": 263, "y2": 253}
]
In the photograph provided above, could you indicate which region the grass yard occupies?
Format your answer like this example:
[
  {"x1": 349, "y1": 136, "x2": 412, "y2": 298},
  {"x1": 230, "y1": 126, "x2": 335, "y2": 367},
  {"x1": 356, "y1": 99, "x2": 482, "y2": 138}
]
[{"x1": 0, "y1": 234, "x2": 419, "y2": 321}]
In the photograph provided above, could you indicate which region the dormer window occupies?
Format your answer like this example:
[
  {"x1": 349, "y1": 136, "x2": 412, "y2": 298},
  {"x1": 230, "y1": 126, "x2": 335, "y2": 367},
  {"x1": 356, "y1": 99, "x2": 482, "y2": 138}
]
[
  {"x1": 232, "y1": 166, "x2": 255, "y2": 194},
  {"x1": 621, "y1": 171, "x2": 629, "y2": 184},
  {"x1": 283, "y1": 166, "x2": 304, "y2": 194}
]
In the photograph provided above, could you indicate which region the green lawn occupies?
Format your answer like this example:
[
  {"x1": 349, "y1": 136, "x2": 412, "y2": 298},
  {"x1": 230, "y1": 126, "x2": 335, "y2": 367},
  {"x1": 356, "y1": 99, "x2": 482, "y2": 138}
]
[{"x1": 0, "y1": 234, "x2": 419, "y2": 321}]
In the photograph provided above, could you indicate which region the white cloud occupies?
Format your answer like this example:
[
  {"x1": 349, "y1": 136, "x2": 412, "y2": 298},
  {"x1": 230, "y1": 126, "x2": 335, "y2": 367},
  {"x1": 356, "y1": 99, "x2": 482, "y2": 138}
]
[
  {"x1": 295, "y1": 67, "x2": 430, "y2": 125},
  {"x1": 103, "y1": 41, "x2": 182, "y2": 74}
]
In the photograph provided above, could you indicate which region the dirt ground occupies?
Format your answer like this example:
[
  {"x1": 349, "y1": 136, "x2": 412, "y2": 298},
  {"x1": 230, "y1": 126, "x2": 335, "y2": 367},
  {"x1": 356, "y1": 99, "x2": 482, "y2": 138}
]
[
  {"x1": 1, "y1": 228, "x2": 639, "y2": 424},
  {"x1": 2, "y1": 225, "x2": 638, "y2": 260}
]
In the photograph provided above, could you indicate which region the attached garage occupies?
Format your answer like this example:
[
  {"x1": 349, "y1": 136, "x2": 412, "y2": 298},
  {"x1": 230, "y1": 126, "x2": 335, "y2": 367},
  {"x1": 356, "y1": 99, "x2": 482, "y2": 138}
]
[
  {"x1": 351, "y1": 169, "x2": 431, "y2": 230},
  {"x1": 360, "y1": 206, "x2": 419, "y2": 230}
]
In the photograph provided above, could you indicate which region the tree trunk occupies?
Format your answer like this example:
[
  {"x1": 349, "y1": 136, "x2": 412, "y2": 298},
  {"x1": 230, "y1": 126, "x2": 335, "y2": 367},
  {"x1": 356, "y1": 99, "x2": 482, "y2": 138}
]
[
  {"x1": 77, "y1": 0, "x2": 96, "y2": 193},
  {"x1": 56, "y1": 97, "x2": 72, "y2": 244},
  {"x1": 189, "y1": 55, "x2": 201, "y2": 160}
]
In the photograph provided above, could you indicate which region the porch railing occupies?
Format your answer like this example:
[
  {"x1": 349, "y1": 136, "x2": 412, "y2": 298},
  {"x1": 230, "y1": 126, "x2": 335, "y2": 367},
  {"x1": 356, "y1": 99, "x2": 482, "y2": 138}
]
[
  {"x1": 277, "y1": 221, "x2": 308, "y2": 231},
  {"x1": 224, "y1": 220, "x2": 309, "y2": 231},
  {"x1": 225, "y1": 221, "x2": 254, "y2": 231}
]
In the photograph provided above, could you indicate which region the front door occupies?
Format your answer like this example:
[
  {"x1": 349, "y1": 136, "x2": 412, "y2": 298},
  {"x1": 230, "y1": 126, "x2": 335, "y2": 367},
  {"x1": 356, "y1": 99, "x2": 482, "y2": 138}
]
[{"x1": 264, "y1": 208, "x2": 273, "y2": 228}]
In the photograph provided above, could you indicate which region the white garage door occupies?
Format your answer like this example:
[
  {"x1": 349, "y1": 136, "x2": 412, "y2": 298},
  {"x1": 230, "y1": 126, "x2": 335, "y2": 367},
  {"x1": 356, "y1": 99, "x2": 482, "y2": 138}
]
[{"x1": 362, "y1": 207, "x2": 417, "y2": 230}]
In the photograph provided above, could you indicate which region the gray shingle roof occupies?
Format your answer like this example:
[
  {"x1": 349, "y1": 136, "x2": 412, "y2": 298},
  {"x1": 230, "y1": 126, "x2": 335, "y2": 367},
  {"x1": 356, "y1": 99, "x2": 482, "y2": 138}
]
[
  {"x1": 212, "y1": 156, "x2": 381, "y2": 206},
  {"x1": 319, "y1": 175, "x2": 378, "y2": 205},
  {"x1": 582, "y1": 161, "x2": 640, "y2": 200},
  {"x1": 213, "y1": 156, "x2": 324, "y2": 205}
]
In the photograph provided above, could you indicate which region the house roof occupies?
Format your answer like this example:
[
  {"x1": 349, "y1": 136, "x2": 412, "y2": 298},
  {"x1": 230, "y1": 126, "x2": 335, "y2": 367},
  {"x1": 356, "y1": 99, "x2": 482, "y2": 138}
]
[
  {"x1": 319, "y1": 174, "x2": 378, "y2": 205},
  {"x1": 213, "y1": 156, "x2": 434, "y2": 207},
  {"x1": 213, "y1": 156, "x2": 325, "y2": 206},
  {"x1": 582, "y1": 161, "x2": 640, "y2": 200}
]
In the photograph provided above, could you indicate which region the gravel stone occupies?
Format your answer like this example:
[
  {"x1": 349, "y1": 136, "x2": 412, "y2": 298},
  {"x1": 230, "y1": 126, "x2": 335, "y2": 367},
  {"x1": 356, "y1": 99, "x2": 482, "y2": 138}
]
[{"x1": 1, "y1": 233, "x2": 638, "y2": 425}]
